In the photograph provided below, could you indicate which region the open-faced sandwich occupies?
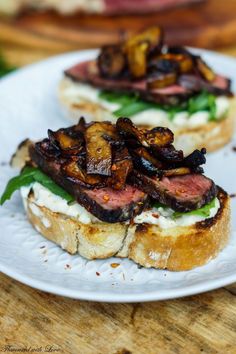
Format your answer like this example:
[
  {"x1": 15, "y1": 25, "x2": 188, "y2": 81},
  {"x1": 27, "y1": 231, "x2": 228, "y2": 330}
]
[
  {"x1": 1, "y1": 118, "x2": 230, "y2": 271},
  {"x1": 59, "y1": 27, "x2": 235, "y2": 154}
]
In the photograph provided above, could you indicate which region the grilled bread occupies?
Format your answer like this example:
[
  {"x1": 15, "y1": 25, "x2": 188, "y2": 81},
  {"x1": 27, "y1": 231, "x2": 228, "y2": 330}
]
[
  {"x1": 58, "y1": 78, "x2": 236, "y2": 154},
  {"x1": 23, "y1": 187, "x2": 230, "y2": 271},
  {"x1": 5, "y1": 118, "x2": 231, "y2": 271}
]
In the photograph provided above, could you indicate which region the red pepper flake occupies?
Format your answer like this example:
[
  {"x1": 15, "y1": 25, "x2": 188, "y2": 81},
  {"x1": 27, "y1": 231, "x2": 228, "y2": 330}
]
[
  {"x1": 130, "y1": 218, "x2": 135, "y2": 226},
  {"x1": 103, "y1": 195, "x2": 110, "y2": 202},
  {"x1": 110, "y1": 263, "x2": 120, "y2": 268},
  {"x1": 96, "y1": 271, "x2": 100, "y2": 276},
  {"x1": 230, "y1": 193, "x2": 236, "y2": 198},
  {"x1": 152, "y1": 213, "x2": 159, "y2": 219},
  {"x1": 111, "y1": 164, "x2": 117, "y2": 171}
]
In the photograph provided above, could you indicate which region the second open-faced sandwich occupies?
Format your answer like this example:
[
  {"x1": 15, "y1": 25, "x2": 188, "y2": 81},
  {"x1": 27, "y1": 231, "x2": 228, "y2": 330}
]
[
  {"x1": 59, "y1": 27, "x2": 235, "y2": 154},
  {"x1": 1, "y1": 118, "x2": 230, "y2": 271}
]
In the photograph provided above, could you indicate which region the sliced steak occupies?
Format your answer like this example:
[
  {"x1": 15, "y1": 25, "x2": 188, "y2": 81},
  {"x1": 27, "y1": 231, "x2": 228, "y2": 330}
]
[
  {"x1": 178, "y1": 74, "x2": 232, "y2": 96},
  {"x1": 30, "y1": 145, "x2": 148, "y2": 223},
  {"x1": 130, "y1": 171, "x2": 217, "y2": 212},
  {"x1": 81, "y1": 186, "x2": 146, "y2": 222},
  {"x1": 65, "y1": 60, "x2": 232, "y2": 107},
  {"x1": 65, "y1": 60, "x2": 192, "y2": 106}
]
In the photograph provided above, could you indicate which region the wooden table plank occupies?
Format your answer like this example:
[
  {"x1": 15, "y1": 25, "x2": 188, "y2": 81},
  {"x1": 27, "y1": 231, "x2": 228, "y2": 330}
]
[
  {"x1": 1, "y1": 0, "x2": 236, "y2": 67},
  {"x1": 1, "y1": 273, "x2": 236, "y2": 353}
]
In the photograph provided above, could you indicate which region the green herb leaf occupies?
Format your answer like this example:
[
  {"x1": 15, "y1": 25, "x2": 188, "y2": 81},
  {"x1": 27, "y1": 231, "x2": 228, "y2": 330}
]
[
  {"x1": 207, "y1": 94, "x2": 217, "y2": 120},
  {"x1": 0, "y1": 167, "x2": 74, "y2": 205},
  {"x1": 188, "y1": 91, "x2": 209, "y2": 114},
  {"x1": 114, "y1": 101, "x2": 158, "y2": 117},
  {"x1": 152, "y1": 201, "x2": 166, "y2": 209},
  {"x1": 99, "y1": 89, "x2": 218, "y2": 120},
  {"x1": 187, "y1": 91, "x2": 217, "y2": 120},
  {"x1": 173, "y1": 198, "x2": 216, "y2": 219},
  {"x1": 32, "y1": 169, "x2": 74, "y2": 203},
  {"x1": 0, "y1": 174, "x2": 34, "y2": 205},
  {"x1": 0, "y1": 54, "x2": 16, "y2": 78},
  {"x1": 99, "y1": 91, "x2": 137, "y2": 106}
]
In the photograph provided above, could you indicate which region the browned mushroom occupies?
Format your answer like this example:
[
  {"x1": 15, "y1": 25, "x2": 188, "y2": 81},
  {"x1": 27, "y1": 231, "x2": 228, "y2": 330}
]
[
  {"x1": 124, "y1": 26, "x2": 163, "y2": 53},
  {"x1": 147, "y1": 72, "x2": 177, "y2": 89},
  {"x1": 144, "y1": 127, "x2": 174, "y2": 147},
  {"x1": 162, "y1": 167, "x2": 191, "y2": 177},
  {"x1": 108, "y1": 146, "x2": 133, "y2": 189},
  {"x1": 48, "y1": 129, "x2": 83, "y2": 155},
  {"x1": 116, "y1": 118, "x2": 147, "y2": 146},
  {"x1": 195, "y1": 57, "x2": 216, "y2": 82},
  {"x1": 117, "y1": 118, "x2": 174, "y2": 148},
  {"x1": 124, "y1": 26, "x2": 163, "y2": 78},
  {"x1": 157, "y1": 53, "x2": 193, "y2": 74},
  {"x1": 126, "y1": 41, "x2": 149, "y2": 78},
  {"x1": 130, "y1": 147, "x2": 163, "y2": 176},
  {"x1": 62, "y1": 158, "x2": 103, "y2": 187},
  {"x1": 97, "y1": 45, "x2": 126, "y2": 78},
  {"x1": 85, "y1": 122, "x2": 117, "y2": 176}
]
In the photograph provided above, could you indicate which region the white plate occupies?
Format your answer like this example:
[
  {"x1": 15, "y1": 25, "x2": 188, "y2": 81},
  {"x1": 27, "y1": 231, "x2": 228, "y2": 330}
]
[{"x1": 0, "y1": 49, "x2": 236, "y2": 303}]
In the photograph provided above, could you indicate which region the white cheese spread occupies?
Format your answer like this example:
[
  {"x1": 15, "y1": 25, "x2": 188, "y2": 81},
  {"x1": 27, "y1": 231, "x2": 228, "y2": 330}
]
[
  {"x1": 21, "y1": 182, "x2": 99, "y2": 224},
  {"x1": 21, "y1": 183, "x2": 219, "y2": 229},
  {"x1": 134, "y1": 199, "x2": 220, "y2": 229},
  {"x1": 62, "y1": 81, "x2": 230, "y2": 128}
]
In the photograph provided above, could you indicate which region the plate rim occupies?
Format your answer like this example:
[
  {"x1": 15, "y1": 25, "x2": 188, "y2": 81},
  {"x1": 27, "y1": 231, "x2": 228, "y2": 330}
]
[
  {"x1": 1, "y1": 262, "x2": 236, "y2": 302},
  {"x1": 0, "y1": 47, "x2": 236, "y2": 302}
]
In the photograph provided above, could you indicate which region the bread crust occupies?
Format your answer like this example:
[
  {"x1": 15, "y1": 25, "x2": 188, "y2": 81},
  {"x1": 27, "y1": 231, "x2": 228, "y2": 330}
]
[
  {"x1": 127, "y1": 188, "x2": 230, "y2": 270},
  {"x1": 24, "y1": 188, "x2": 230, "y2": 271},
  {"x1": 58, "y1": 78, "x2": 236, "y2": 154}
]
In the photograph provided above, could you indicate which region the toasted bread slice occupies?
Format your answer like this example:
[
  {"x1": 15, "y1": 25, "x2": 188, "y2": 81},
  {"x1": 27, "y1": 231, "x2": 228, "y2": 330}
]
[
  {"x1": 58, "y1": 78, "x2": 236, "y2": 154},
  {"x1": 23, "y1": 188, "x2": 230, "y2": 271}
]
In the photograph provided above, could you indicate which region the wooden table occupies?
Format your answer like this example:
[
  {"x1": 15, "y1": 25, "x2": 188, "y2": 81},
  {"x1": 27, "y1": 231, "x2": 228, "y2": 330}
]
[
  {"x1": 1, "y1": 273, "x2": 236, "y2": 353},
  {"x1": 1, "y1": 2, "x2": 236, "y2": 352},
  {"x1": 1, "y1": 0, "x2": 236, "y2": 66}
]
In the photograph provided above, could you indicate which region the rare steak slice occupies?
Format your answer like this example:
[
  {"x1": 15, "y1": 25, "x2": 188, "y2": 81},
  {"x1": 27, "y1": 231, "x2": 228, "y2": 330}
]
[
  {"x1": 130, "y1": 172, "x2": 217, "y2": 212},
  {"x1": 30, "y1": 145, "x2": 148, "y2": 223},
  {"x1": 178, "y1": 74, "x2": 232, "y2": 96},
  {"x1": 80, "y1": 185, "x2": 147, "y2": 223},
  {"x1": 65, "y1": 60, "x2": 191, "y2": 106}
]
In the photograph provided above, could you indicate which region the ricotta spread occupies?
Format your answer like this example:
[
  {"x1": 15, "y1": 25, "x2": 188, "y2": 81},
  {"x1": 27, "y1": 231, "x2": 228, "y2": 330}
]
[
  {"x1": 21, "y1": 182, "x2": 99, "y2": 224},
  {"x1": 134, "y1": 199, "x2": 220, "y2": 229},
  {"x1": 21, "y1": 183, "x2": 220, "y2": 229},
  {"x1": 62, "y1": 81, "x2": 230, "y2": 128}
]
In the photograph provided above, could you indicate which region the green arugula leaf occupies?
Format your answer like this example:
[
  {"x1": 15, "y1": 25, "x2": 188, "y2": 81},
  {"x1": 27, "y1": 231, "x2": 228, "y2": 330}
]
[
  {"x1": 188, "y1": 91, "x2": 209, "y2": 114},
  {"x1": 114, "y1": 101, "x2": 158, "y2": 117},
  {"x1": 32, "y1": 169, "x2": 74, "y2": 203},
  {"x1": 99, "y1": 91, "x2": 137, "y2": 106},
  {"x1": 207, "y1": 94, "x2": 217, "y2": 120},
  {"x1": 173, "y1": 198, "x2": 216, "y2": 219},
  {"x1": 99, "y1": 90, "x2": 158, "y2": 116},
  {"x1": 152, "y1": 201, "x2": 167, "y2": 209},
  {"x1": 188, "y1": 91, "x2": 217, "y2": 120},
  {"x1": 0, "y1": 54, "x2": 16, "y2": 78},
  {"x1": 0, "y1": 173, "x2": 35, "y2": 205},
  {"x1": 99, "y1": 89, "x2": 218, "y2": 121},
  {"x1": 0, "y1": 167, "x2": 74, "y2": 205}
]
